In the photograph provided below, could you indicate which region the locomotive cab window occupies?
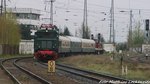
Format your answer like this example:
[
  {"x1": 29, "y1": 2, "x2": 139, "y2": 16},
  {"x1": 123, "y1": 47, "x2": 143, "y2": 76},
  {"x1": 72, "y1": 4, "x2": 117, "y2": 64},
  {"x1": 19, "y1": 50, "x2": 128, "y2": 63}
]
[
  {"x1": 41, "y1": 41, "x2": 52, "y2": 49},
  {"x1": 36, "y1": 32, "x2": 57, "y2": 38}
]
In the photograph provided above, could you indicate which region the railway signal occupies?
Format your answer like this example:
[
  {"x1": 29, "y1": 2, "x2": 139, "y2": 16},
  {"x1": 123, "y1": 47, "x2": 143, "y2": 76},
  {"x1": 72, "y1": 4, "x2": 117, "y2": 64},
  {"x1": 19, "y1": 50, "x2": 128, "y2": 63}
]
[
  {"x1": 145, "y1": 19, "x2": 150, "y2": 43},
  {"x1": 145, "y1": 19, "x2": 149, "y2": 31},
  {"x1": 98, "y1": 33, "x2": 101, "y2": 43},
  {"x1": 48, "y1": 60, "x2": 55, "y2": 72},
  {"x1": 91, "y1": 34, "x2": 94, "y2": 40}
]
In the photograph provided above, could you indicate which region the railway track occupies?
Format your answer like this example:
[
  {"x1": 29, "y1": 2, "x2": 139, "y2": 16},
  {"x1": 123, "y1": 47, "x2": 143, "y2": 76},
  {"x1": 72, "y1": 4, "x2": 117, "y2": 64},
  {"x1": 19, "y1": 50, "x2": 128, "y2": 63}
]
[
  {"x1": 40, "y1": 62, "x2": 131, "y2": 84},
  {"x1": 137, "y1": 55, "x2": 150, "y2": 64},
  {"x1": 1, "y1": 56, "x2": 136, "y2": 84},
  {"x1": 125, "y1": 54, "x2": 150, "y2": 64},
  {"x1": 1, "y1": 57, "x2": 51, "y2": 84}
]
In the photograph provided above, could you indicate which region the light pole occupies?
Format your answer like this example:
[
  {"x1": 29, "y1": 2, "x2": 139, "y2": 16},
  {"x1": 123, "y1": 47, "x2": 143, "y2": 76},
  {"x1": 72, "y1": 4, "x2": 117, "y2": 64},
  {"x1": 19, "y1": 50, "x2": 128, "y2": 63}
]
[
  {"x1": 83, "y1": 0, "x2": 88, "y2": 38},
  {"x1": 50, "y1": 0, "x2": 55, "y2": 25},
  {"x1": 120, "y1": 10, "x2": 133, "y2": 50},
  {"x1": 110, "y1": 0, "x2": 115, "y2": 44},
  {"x1": 0, "y1": 0, "x2": 6, "y2": 16},
  {"x1": 4, "y1": 0, "x2": 6, "y2": 16},
  {"x1": 0, "y1": 0, "x2": 3, "y2": 15}
]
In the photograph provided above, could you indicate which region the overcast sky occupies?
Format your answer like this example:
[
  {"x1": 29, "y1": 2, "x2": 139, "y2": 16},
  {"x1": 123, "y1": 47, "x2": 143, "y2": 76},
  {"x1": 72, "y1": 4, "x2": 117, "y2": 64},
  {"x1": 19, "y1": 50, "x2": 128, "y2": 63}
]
[{"x1": 5, "y1": 0, "x2": 150, "y2": 42}]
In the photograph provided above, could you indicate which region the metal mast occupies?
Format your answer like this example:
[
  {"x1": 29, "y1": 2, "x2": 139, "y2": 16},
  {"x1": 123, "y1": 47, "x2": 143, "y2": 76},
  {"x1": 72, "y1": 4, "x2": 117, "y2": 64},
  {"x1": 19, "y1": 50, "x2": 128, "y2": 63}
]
[
  {"x1": 83, "y1": 0, "x2": 87, "y2": 38},
  {"x1": 50, "y1": 0, "x2": 55, "y2": 25},
  {"x1": 110, "y1": 0, "x2": 115, "y2": 43},
  {"x1": 0, "y1": 0, "x2": 3, "y2": 15},
  {"x1": 3, "y1": 0, "x2": 6, "y2": 17},
  {"x1": 1, "y1": 0, "x2": 7, "y2": 16},
  {"x1": 128, "y1": 10, "x2": 132, "y2": 49},
  {"x1": 4, "y1": 0, "x2": 6, "y2": 15}
]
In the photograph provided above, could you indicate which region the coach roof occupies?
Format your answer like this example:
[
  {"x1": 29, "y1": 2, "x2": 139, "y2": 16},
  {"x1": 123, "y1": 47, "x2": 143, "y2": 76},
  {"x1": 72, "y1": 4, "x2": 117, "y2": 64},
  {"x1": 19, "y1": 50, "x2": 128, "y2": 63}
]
[
  {"x1": 59, "y1": 36, "x2": 70, "y2": 41},
  {"x1": 81, "y1": 39, "x2": 95, "y2": 43},
  {"x1": 66, "y1": 36, "x2": 81, "y2": 42}
]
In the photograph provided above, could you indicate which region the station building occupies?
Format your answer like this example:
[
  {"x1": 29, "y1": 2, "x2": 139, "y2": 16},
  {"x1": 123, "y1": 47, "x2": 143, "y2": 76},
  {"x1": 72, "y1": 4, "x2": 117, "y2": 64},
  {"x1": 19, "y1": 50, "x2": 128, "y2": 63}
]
[{"x1": 8, "y1": 8, "x2": 41, "y2": 29}]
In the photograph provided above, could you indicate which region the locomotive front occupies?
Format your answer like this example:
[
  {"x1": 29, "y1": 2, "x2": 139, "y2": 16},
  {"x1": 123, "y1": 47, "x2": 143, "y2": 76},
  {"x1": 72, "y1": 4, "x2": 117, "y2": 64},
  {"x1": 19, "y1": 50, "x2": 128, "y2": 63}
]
[{"x1": 34, "y1": 25, "x2": 59, "y2": 62}]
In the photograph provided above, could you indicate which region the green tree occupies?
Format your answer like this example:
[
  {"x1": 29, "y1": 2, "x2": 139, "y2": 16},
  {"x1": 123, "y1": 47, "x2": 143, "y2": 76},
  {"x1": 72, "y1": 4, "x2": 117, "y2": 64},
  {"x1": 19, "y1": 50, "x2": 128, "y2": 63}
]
[
  {"x1": 116, "y1": 42, "x2": 127, "y2": 51},
  {"x1": 0, "y1": 14, "x2": 21, "y2": 54},
  {"x1": 132, "y1": 28, "x2": 144, "y2": 47},
  {"x1": 63, "y1": 26, "x2": 71, "y2": 36},
  {"x1": 101, "y1": 36, "x2": 105, "y2": 42},
  {"x1": 130, "y1": 21, "x2": 144, "y2": 48},
  {"x1": 20, "y1": 24, "x2": 32, "y2": 40}
]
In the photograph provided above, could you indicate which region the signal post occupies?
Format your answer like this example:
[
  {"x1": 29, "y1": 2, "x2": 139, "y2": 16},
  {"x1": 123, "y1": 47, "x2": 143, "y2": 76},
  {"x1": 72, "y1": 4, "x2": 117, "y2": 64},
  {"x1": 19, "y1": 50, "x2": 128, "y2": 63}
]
[{"x1": 142, "y1": 19, "x2": 150, "y2": 59}]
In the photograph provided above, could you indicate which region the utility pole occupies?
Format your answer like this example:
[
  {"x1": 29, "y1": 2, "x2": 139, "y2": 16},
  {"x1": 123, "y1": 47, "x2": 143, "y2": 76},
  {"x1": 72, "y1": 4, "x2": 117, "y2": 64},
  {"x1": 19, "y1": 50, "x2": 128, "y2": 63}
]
[
  {"x1": 0, "y1": 0, "x2": 3, "y2": 15},
  {"x1": 0, "y1": 0, "x2": 6, "y2": 16},
  {"x1": 50, "y1": 0, "x2": 55, "y2": 25},
  {"x1": 110, "y1": 0, "x2": 115, "y2": 43},
  {"x1": 128, "y1": 10, "x2": 132, "y2": 50},
  {"x1": 83, "y1": 0, "x2": 88, "y2": 38},
  {"x1": 4, "y1": 0, "x2": 6, "y2": 15}
]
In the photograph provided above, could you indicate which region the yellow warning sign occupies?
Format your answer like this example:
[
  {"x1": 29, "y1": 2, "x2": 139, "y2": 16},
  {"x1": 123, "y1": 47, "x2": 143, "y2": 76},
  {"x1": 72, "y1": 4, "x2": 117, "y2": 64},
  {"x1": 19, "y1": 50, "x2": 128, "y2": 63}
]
[{"x1": 48, "y1": 60, "x2": 55, "y2": 72}]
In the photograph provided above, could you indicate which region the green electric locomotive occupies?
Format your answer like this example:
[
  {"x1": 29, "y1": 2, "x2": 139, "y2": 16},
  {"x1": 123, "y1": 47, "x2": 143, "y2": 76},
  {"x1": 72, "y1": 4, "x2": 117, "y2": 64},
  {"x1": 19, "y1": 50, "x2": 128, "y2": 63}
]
[{"x1": 34, "y1": 25, "x2": 59, "y2": 61}]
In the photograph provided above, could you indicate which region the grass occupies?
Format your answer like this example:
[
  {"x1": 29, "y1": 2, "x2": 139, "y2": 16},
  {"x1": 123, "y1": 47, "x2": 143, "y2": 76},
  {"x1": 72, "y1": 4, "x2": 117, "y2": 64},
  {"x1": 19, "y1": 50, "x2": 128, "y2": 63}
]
[
  {"x1": 0, "y1": 55, "x2": 18, "y2": 58},
  {"x1": 0, "y1": 54, "x2": 32, "y2": 59},
  {"x1": 57, "y1": 54, "x2": 150, "y2": 80}
]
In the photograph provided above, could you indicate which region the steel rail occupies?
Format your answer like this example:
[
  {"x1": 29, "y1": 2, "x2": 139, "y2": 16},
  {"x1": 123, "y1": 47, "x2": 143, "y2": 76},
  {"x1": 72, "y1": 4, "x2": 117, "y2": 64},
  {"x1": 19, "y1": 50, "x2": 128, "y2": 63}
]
[
  {"x1": 1, "y1": 56, "x2": 52, "y2": 84},
  {"x1": 1, "y1": 57, "x2": 24, "y2": 84},
  {"x1": 14, "y1": 58, "x2": 52, "y2": 84},
  {"x1": 57, "y1": 63, "x2": 130, "y2": 81},
  {"x1": 40, "y1": 62, "x2": 132, "y2": 84}
]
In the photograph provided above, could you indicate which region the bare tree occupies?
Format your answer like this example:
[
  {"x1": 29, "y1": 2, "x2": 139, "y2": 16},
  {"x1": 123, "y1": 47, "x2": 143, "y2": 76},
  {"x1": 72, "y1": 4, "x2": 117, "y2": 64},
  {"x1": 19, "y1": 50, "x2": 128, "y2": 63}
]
[{"x1": 132, "y1": 21, "x2": 144, "y2": 47}]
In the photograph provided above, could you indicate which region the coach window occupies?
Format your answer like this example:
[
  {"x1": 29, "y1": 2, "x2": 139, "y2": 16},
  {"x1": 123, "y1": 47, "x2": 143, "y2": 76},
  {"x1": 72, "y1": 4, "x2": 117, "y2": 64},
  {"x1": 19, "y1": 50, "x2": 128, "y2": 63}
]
[
  {"x1": 74, "y1": 43, "x2": 76, "y2": 47},
  {"x1": 64, "y1": 42, "x2": 66, "y2": 46},
  {"x1": 72, "y1": 42, "x2": 74, "y2": 47},
  {"x1": 62, "y1": 42, "x2": 64, "y2": 46},
  {"x1": 65, "y1": 42, "x2": 67, "y2": 46},
  {"x1": 66, "y1": 42, "x2": 69, "y2": 47}
]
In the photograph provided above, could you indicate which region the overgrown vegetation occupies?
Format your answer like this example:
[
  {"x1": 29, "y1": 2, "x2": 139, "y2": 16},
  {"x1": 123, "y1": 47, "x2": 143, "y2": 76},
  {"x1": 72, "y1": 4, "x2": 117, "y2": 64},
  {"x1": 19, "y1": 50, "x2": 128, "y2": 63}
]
[
  {"x1": 0, "y1": 14, "x2": 21, "y2": 45},
  {"x1": 132, "y1": 21, "x2": 144, "y2": 47},
  {"x1": 116, "y1": 42, "x2": 127, "y2": 51},
  {"x1": 58, "y1": 54, "x2": 150, "y2": 80},
  {"x1": 0, "y1": 55, "x2": 19, "y2": 58},
  {"x1": 0, "y1": 14, "x2": 21, "y2": 54},
  {"x1": 0, "y1": 54, "x2": 32, "y2": 58},
  {"x1": 127, "y1": 21, "x2": 144, "y2": 50}
]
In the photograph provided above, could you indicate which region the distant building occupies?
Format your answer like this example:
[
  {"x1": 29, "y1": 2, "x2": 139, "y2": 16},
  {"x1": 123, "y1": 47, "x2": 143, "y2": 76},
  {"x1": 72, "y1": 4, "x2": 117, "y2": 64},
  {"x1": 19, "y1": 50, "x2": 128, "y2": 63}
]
[
  {"x1": 8, "y1": 8, "x2": 41, "y2": 29},
  {"x1": 7, "y1": 8, "x2": 41, "y2": 39}
]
